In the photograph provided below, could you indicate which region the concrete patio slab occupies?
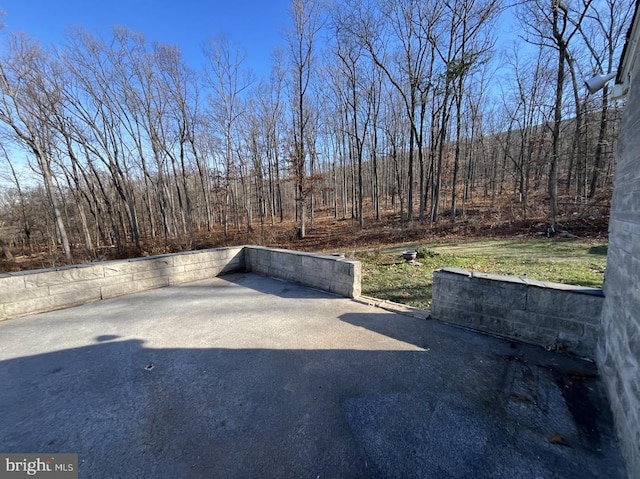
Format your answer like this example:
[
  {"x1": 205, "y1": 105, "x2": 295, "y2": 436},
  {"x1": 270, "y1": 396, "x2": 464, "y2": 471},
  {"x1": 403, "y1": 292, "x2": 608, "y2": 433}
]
[{"x1": 0, "y1": 273, "x2": 626, "y2": 478}]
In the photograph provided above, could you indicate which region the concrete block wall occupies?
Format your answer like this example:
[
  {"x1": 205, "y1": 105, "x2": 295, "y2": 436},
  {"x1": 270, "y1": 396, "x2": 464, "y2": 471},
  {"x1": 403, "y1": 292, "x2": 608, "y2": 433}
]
[
  {"x1": 0, "y1": 247, "x2": 244, "y2": 320},
  {"x1": 0, "y1": 246, "x2": 362, "y2": 321},
  {"x1": 598, "y1": 38, "x2": 640, "y2": 476},
  {"x1": 244, "y1": 246, "x2": 361, "y2": 298},
  {"x1": 431, "y1": 268, "x2": 603, "y2": 359}
]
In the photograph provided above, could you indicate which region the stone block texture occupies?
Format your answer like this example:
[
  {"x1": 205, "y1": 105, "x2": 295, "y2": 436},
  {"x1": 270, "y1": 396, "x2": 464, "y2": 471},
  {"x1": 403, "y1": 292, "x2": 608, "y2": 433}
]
[
  {"x1": 598, "y1": 41, "x2": 640, "y2": 477},
  {"x1": 431, "y1": 268, "x2": 603, "y2": 359},
  {"x1": 0, "y1": 246, "x2": 362, "y2": 321},
  {"x1": 0, "y1": 247, "x2": 245, "y2": 320},
  {"x1": 244, "y1": 246, "x2": 361, "y2": 298}
]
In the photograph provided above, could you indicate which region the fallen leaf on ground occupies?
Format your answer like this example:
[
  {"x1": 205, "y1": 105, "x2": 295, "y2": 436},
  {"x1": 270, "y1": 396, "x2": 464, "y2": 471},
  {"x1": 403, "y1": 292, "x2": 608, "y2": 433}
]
[{"x1": 549, "y1": 435, "x2": 570, "y2": 446}]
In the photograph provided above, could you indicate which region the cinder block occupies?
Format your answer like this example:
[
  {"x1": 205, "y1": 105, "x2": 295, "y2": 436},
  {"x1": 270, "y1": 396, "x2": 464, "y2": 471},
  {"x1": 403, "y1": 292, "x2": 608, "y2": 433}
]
[
  {"x1": 23, "y1": 265, "x2": 104, "y2": 288},
  {"x1": 227, "y1": 247, "x2": 245, "y2": 265},
  {"x1": 189, "y1": 251, "x2": 219, "y2": 264},
  {"x1": 300, "y1": 255, "x2": 317, "y2": 271},
  {"x1": 12, "y1": 286, "x2": 49, "y2": 303},
  {"x1": 169, "y1": 269, "x2": 211, "y2": 284},
  {"x1": 98, "y1": 273, "x2": 134, "y2": 288},
  {"x1": 349, "y1": 265, "x2": 361, "y2": 297},
  {"x1": 136, "y1": 276, "x2": 171, "y2": 290},
  {"x1": 332, "y1": 260, "x2": 349, "y2": 276},
  {"x1": 103, "y1": 257, "x2": 171, "y2": 276},
  {"x1": 182, "y1": 260, "x2": 210, "y2": 272},
  {"x1": 0, "y1": 275, "x2": 26, "y2": 295},
  {"x1": 476, "y1": 315, "x2": 520, "y2": 337},
  {"x1": 302, "y1": 275, "x2": 323, "y2": 291},
  {"x1": 48, "y1": 278, "x2": 109, "y2": 296},
  {"x1": 100, "y1": 281, "x2": 142, "y2": 299},
  {"x1": 0, "y1": 246, "x2": 360, "y2": 317},
  {"x1": 101, "y1": 276, "x2": 169, "y2": 299},
  {"x1": 220, "y1": 258, "x2": 243, "y2": 274},
  {"x1": 352, "y1": 260, "x2": 361, "y2": 276},
  {"x1": 50, "y1": 289, "x2": 103, "y2": 308},
  {"x1": 430, "y1": 297, "x2": 474, "y2": 323},
  {"x1": 510, "y1": 309, "x2": 578, "y2": 334},
  {"x1": 1, "y1": 285, "x2": 50, "y2": 303},
  {"x1": 318, "y1": 260, "x2": 335, "y2": 279},
  {"x1": 509, "y1": 321, "x2": 558, "y2": 348},
  {"x1": 474, "y1": 281, "x2": 528, "y2": 307},
  {"x1": 473, "y1": 301, "x2": 524, "y2": 320},
  {"x1": 586, "y1": 322, "x2": 603, "y2": 343},
  {"x1": 327, "y1": 280, "x2": 344, "y2": 297},
  {"x1": 4, "y1": 298, "x2": 49, "y2": 317},
  {"x1": 249, "y1": 263, "x2": 266, "y2": 275},
  {"x1": 103, "y1": 261, "x2": 142, "y2": 276},
  {"x1": 243, "y1": 248, "x2": 256, "y2": 268},
  {"x1": 437, "y1": 306, "x2": 521, "y2": 341},
  {"x1": 432, "y1": 274, "x2": 471, "y2": 301},
  {"x1": 279, "y1": 257, "x2": 297, "y2": 273},
  {"x1": 170, "y1": 252, "x2": 201, "y2": 267},
  {"x1": 138, "y1": 257, "x2": 174, "y2": 271},
  {"x1": 5, "y1": 288, "x2": 102, "y2": 317},
  {"x1": 433, "y1": 267, "x2": 607, "y2": 355},
  {"x1": 132, "y1": 265, "x2": 184, "y2": 282},
  {"x1": 253, "y1": 249, "x2": 271, "y2": 266},
  {"x1": 434, "y1": 272, "x2": 527, "y2": 310},
  {"x1": 263, "y1": 248, "x2": 276, "y2": 265},
  {"x1": 528, "y1": 287, "x2": 603, "y2": 322}
]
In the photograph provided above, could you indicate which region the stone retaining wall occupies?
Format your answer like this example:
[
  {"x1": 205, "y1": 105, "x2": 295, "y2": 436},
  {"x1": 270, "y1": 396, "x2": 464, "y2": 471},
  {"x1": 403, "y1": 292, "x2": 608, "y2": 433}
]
[
  {"x1": 0, "y1": 247, "x2": 245, "y2": 320},
  {"x1": 431, "y1": 268, "x2": 603, "y2": 359},
  {"x1": 244, "y1": 246, "x2": 361, "y2": 298},
  {"x1": 0, "y1": 246, "x2": 361, "y2": 321}
]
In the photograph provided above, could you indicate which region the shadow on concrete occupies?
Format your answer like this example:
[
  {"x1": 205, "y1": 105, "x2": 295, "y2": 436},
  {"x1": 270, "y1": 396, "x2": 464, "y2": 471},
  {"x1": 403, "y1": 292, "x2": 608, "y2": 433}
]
[
  {"x1": 95, "y1": 334, "x2": 120, "y2": 342},
  {"x1": 338, "y1": 311, "x2": 432, "y2": 350},
  {"x1": 216, "y1": 272, "x2": 341, "y2": 300},
  {"x1": 0, "y1": 274, "x2": 626, "y2": 478},
  {"x1": 1, "y1": 336, "x2": 625, "y2": 478}
]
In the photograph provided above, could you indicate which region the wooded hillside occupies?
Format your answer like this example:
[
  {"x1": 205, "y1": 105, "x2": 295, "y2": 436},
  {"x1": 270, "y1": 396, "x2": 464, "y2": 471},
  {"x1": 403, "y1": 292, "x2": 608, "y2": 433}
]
[{"x1": 0, "y1": 0, "x2": 631, "y2": 270}]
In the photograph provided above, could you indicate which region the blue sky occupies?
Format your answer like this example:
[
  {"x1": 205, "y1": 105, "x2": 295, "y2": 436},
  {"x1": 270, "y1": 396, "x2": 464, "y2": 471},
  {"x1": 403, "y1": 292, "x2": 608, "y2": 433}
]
[{"x1": 0, "y1": 0, "x2": 292, "y2": 78}]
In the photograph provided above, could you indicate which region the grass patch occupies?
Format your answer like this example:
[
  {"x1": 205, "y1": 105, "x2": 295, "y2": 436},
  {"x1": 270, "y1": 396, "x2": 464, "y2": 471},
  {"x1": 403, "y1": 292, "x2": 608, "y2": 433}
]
[{"x1": 353, "y1": 239, "x2": 607, "y2": 310}]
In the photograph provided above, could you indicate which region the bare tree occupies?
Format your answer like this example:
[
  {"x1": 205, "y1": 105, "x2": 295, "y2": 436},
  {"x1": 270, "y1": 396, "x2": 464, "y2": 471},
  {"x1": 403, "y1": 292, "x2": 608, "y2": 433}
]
[
  {"x1": 287, "y1": 0, "x2": 325, "y2": 238},
  {"x1": 333, "y1": 22, "x2": 372, "y2": 229},
  {"x1": 501, "y1": 46, "x2": 555, "y2": 217},
  {"x1": 204, "y1": 34, "x2": 254, "y2": 239},
  {"x1": 343, "y1": 0, "x2": 441, "y2": 221},
  {"x1": 518, "y1": 0, "x2": 593, "y2": 230},
  {"x1": 0, "y1": 144, "x2": 32, "y2": 254},
  {"x1": 0, "y1": 34, "x2": 72, "y2": 260},
  {"x1": 581, "y1": 0, "x2": 634, "y2": 198}
]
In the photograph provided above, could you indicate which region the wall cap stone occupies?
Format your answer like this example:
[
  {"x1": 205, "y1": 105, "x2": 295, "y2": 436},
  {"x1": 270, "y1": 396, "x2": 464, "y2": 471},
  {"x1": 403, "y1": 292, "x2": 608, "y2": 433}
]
[
  {"x1": 436, "y1": 267, "x2": 603, "y2": 296},
  {"x1": 244, "y1": 245, "x2": 357, "y2": 261},
  {"x1": 4, "y1": 262, "x2": 100, "y2": 277}
]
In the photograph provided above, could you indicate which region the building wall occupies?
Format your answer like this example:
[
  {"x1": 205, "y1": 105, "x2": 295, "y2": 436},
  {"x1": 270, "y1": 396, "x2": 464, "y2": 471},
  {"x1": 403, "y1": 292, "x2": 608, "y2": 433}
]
[{"x1": 599, "y1": 51, "x2": 640, "y2": 477}]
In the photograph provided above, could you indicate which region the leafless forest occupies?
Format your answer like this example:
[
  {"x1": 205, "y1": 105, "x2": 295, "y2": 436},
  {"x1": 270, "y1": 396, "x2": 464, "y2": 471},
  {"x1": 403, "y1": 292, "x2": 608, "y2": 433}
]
[{"x1": 0, "y1": 0, "x2": 632, "y2": 269}]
